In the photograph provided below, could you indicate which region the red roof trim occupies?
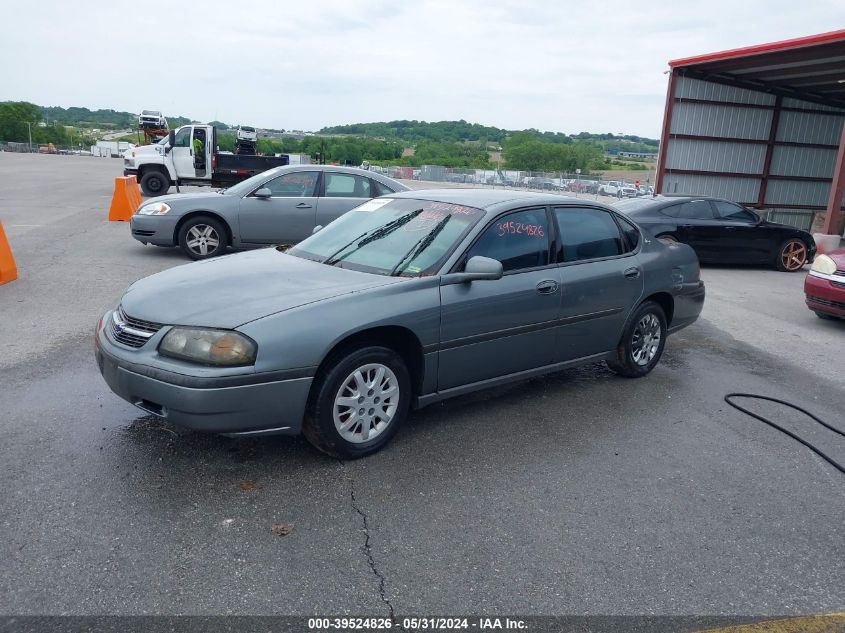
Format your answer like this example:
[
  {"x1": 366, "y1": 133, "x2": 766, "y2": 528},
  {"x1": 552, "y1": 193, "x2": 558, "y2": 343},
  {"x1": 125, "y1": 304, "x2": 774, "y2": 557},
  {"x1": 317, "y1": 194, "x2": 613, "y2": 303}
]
[{"x1": 669, "y1": 28, "x2": 845, "y2": 68}]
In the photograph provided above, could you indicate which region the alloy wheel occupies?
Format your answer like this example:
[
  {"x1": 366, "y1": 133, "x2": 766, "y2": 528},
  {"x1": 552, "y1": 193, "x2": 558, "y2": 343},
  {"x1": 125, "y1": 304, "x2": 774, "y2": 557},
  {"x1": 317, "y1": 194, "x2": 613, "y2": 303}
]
[
  {"x1": 333, "y1": 363, "x2": 399, "y2": 443},
  {"x1": 781, "y1": 240, "x2": 807, "y2": 271},
  {"x1": 186, "y1": 224, "x2": 220, "y2": 256},
  {"x1": 631, "y1": 313, "x2": 662, "y2": 366}
]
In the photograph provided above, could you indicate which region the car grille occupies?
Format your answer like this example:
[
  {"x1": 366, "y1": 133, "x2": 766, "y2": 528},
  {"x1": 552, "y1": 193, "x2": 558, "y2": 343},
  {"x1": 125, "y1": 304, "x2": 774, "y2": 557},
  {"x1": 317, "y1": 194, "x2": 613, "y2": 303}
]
[
  {"x1": 110, "y1": 305, "x2": 164, "y2": 348},
  {"x1": 807, "y1": 295, "x2": 845, "y2": 310}
]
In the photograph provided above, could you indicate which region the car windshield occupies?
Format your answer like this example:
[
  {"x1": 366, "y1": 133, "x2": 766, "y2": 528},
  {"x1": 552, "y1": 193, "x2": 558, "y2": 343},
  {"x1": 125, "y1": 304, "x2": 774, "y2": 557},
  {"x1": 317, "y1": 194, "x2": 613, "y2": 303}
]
[
  {"x1": 222, "y1": 168, "x2": 283, "y2": 197},
  {"x1": 288, "y1": 198, "x2": 485, "y2": 277}
]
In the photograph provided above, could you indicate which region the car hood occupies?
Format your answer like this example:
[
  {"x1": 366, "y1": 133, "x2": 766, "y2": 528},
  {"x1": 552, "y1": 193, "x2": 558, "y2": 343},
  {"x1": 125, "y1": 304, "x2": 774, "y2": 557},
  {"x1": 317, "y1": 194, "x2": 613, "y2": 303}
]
[{"x1": 120, "y1": 249, "x2": 403, "y2": 328}]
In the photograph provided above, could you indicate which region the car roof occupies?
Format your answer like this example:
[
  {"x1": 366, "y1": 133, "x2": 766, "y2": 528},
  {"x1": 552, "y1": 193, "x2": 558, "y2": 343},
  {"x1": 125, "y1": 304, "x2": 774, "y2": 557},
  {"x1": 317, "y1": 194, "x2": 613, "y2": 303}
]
[{"x1": 387, "y1": 188, "x2": 616, "y2": 211}]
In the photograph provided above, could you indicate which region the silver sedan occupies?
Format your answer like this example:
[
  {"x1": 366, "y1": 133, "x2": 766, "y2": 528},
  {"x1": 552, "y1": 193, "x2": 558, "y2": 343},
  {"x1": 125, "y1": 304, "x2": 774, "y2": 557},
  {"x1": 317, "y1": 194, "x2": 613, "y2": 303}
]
[
  {"x1": 97, "y1": 189, "x2": 705, "y2": 458},
  {"x1": 129, "y1": 165, "x2": 409, "y2": 259}
]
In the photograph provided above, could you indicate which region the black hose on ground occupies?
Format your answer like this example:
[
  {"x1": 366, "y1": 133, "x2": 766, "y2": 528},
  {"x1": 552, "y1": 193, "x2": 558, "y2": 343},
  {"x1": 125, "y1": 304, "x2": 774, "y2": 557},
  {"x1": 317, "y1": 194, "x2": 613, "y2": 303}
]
[{"x1": 724, "y1": 393, "x2": 845, "y2": 476}]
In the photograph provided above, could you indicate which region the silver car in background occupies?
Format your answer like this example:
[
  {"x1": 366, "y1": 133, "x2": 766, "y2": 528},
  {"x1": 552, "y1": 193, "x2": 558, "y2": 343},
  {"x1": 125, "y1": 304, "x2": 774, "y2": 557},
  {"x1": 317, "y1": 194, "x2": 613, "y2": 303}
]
[
  {"x1": 129, "y1": 165, "x2": 409, "y2": 259},
  {"x1": 97, "y1": 189, "x2": 705, "y2": 458}
]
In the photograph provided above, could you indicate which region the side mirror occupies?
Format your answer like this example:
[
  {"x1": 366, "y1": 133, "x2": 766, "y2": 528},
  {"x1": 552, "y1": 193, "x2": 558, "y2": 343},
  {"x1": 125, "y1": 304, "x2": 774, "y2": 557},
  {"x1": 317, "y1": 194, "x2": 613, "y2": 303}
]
[
  {"x1": 253, "y1": 187, "x2": 272, "y2": 198},
  {"x1": 312, "y1": 225, "x2": 323, "y2": 235},
  {"x1": 440, "y1": 256, "x2": 503, "y2": 286}
]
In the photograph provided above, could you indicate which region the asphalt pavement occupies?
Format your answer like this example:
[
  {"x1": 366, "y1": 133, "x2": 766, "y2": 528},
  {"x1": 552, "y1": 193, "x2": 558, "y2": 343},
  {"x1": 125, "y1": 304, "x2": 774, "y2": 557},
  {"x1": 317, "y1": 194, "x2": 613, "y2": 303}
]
[{"x1": 0, "y1": 153, "x2": 843, "y2": 616}]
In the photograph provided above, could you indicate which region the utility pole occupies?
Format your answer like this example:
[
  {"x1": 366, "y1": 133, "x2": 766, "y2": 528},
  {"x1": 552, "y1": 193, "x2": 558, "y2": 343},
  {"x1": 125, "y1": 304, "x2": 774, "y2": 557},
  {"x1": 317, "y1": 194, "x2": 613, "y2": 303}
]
[{"x1": 25, "y1": 121, "x2": 33, "y2": 152}]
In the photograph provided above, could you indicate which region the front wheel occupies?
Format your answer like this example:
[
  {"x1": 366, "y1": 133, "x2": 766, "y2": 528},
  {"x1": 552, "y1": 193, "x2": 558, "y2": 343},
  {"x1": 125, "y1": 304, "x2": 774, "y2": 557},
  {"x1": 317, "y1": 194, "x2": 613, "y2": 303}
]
[
  {"x1": 776, "y1": 238, "x2": 808, "y2": 272},
  {"x1": 139, "y1": 170, "x2": 170, "y2": 197},
  {"x1": 178, "y1": 216, "x2": 227, "y2": 260},
  {"x1": 607, "y1": 301, "x2": 667, "y2": 378},
  {"x1": 303, "y1": 346, "x2": 410, "y2": 458}
]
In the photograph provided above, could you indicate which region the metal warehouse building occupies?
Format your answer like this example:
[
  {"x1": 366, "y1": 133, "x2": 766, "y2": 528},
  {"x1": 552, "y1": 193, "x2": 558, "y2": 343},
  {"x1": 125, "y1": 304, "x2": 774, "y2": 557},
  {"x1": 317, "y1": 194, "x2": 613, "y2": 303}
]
[{"x1": 655, "y1": 29, "x2": 845, "y2": 241}]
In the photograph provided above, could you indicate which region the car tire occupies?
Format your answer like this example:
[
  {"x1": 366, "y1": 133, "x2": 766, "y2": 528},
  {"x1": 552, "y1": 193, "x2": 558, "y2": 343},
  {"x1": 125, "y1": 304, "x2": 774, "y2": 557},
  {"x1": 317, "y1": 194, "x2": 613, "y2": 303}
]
[
  {"x1": 775, "y1": 238, "x2": 809, "y2": 272},
  {"x1": 814, "y1": 311, "x2": 836, "y2": 320},
  {"x1": 139, "y1": 170, "x2": 171, "y2": 197},
  {"x1": 177, "y1": 216, "x2": 227, "y2": 260},
  {"x1": 303, "y1": 345, "x2": 411, "y2": 459},
  {"x1": 607, "y1": 301, "x2": 667, "y2": 378}
]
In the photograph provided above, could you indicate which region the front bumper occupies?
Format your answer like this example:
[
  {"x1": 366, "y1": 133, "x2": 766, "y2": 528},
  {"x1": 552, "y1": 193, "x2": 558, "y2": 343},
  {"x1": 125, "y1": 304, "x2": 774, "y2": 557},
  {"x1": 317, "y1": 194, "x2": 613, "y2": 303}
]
[
  {"x1": 129, "y1": 214, "x2": 179, "y2": 246},
  {"x1": 804, "y1": 272, "x2": 845, "y2": 318},
  {"x1": 95, "y1": 314, "x2": 313, "y2": 435}
]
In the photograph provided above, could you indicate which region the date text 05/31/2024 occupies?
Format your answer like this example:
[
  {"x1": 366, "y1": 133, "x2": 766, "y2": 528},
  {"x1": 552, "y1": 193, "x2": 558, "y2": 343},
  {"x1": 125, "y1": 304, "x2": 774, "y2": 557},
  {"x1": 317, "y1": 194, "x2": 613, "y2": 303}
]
[{"x1": 307, "y1": 617, "x2": 528, "y2": 630}]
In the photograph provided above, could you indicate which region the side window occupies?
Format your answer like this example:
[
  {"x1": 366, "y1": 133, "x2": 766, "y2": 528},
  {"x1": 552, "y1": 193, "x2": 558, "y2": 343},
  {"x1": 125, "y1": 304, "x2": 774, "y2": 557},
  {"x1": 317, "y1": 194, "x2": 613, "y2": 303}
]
[
  {"x1": 555, "y1": 207, "x2": 624, "y2": 262},
  {"x1": 173, "y1": 127, "x2": 191, "y2": 147},
  {"x1": 676, "y1": 200, "x2": 714, "y2": 220},
  {"x1": 324, "y1": 173, "x2": 372, "y2": 198},
  {"x1": 465, "y1": 208, "x2": 550, "y2": 273},
  {"x1": 262, "y1": 171, "x2": 318, "y2": 197},
  {"x1": 712, "y1": 201, "x2": 757, "y2": 223},
  {"x1": 659, "y1": 204, "x2": 681, "y2": 218},
  {"x1": 372, "y1": 180, "x2": 395, "y2": 197},
  {"x1": 616, "y1": 214, "x2": 641, "y2": 252}
]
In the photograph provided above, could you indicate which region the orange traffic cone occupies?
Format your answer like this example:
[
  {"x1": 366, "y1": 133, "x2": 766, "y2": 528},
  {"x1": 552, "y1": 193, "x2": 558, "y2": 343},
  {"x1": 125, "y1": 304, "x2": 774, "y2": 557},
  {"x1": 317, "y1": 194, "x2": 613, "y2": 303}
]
[
  {"x1": 0, "y1": 221, "x2": 18, "y2": 285},
  {"x1": 108, "y1": 176, "x2": 143, "y2": 222}
]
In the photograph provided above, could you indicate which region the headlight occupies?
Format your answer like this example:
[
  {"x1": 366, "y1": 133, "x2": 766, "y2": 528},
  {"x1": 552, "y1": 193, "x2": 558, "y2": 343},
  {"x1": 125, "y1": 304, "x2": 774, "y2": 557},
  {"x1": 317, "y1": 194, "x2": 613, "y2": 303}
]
[
  {"x1": 810, "y1": 254, "x2": 837, "y2": 275},
  {"x1": 158, "y1": 327, "x2": 257, "y2": 366},
  {"x1": 137, "y1": 202, "x2": 171, "y2": 215}
]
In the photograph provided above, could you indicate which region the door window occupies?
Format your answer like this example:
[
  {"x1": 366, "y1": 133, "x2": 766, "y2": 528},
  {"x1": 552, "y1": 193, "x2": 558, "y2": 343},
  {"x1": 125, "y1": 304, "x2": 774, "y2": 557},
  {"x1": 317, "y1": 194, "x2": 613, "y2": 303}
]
[
  {"x1": 616, "y1": 215, "x2": 641, "y2": 252},
  {"x1": 372, "y1": 180, "x2": 395, "y2": 197},
  {"x1": 662, "y1": 201, "x2": 714, "y2": 220},
  {"x1": 711, "y1": 201, "x2": 757, "y2": 223},
  {"x1": 173, "y1": 127, "x2": 191, "y2": 147},
  {"x1": 555, "y1": 207, "x2": 625, "y2": 262},
  {"x1": 465, "y1": 208, "x2": 550, "y2": 272},
  {"x1": 324, "y1": 173, "x2": 372, "y2": 198},
  {"x1": 261, "y1": 171, "x2": 318, "y2": 197}
]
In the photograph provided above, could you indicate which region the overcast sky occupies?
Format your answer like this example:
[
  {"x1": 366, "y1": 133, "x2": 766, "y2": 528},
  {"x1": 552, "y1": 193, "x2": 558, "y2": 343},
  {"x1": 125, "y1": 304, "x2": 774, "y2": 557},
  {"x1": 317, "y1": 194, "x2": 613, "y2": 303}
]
[{"x1": 3, "y1": 0, "x2": 844, "y2": 138}]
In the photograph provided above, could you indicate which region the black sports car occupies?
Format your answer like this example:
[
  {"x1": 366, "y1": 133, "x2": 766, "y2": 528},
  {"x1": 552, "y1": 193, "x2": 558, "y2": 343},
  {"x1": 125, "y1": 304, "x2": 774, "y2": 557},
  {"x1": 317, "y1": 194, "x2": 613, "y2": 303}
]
[{"x1": 614, "y1": 195, "x2": 816, "y2": 272}]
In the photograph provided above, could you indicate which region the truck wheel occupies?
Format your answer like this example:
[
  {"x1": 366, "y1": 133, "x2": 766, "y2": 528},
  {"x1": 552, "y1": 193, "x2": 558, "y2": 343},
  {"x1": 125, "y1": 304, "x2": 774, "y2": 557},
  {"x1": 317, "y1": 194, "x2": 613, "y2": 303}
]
[
  {"x1": 178, "y1": 216, "x2": 227, "y2": 260},
  {"x1": 139, "y1": 170, "x2": 170, "y2": 197}
]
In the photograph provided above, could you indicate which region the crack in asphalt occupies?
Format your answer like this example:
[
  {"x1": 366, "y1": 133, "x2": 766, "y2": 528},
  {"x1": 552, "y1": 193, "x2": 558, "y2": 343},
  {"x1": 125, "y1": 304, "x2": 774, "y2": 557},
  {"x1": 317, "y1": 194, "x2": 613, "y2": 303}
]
[{"x1": 339, "y1": 460, "x2": 395, "y2": 619}]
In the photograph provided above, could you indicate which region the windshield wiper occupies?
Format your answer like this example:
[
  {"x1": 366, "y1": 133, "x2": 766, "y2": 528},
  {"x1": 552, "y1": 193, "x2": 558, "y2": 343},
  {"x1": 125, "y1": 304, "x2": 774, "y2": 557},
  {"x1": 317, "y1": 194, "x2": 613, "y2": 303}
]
[
  {"x1": 389, "y1": 215, "x2": 451, "y2": 277},
  {"x1": 323, "y1": 209, "x2": 423, "y2": 267}
]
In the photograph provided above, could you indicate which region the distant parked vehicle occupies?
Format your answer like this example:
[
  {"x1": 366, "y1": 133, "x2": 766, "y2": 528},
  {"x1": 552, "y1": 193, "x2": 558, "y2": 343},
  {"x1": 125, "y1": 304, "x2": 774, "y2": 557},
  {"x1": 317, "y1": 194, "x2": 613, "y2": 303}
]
[
  {"x1": 619, "y1": 185, "x2": 639, "y2": 198},
  {"x1": 614, "y1": 194, "x2": 816, "y2": 272}
]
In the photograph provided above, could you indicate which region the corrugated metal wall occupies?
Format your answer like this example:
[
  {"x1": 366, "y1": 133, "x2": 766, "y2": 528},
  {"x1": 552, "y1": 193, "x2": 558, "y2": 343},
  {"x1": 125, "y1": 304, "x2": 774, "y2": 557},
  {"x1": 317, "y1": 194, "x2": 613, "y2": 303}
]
[{"x1": 659, "y1": 74, "x2": 845, "y2": 215}]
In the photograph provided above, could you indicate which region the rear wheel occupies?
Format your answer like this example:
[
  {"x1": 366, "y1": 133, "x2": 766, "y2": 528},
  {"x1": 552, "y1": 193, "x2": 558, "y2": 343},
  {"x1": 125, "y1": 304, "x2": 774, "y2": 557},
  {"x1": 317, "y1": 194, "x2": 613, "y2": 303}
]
[
  {"x1": 303, "y1": 346, "x2": 410, "y2": 459},
  {"x1": 178, "y1": 216, "x2": 227, "y2": 260},
  {"x1": 814, "y1": 311, "x2": 837, "y2": 320},
  {"x1": 139, "y1": 170, "x2": 170, "y2": 197},
  {"x1": 607, "y1": 301, "x2": 667, "y2": 378},
  {"x1": 776, "y1": 239, "x2": 808, "y2": 272}
]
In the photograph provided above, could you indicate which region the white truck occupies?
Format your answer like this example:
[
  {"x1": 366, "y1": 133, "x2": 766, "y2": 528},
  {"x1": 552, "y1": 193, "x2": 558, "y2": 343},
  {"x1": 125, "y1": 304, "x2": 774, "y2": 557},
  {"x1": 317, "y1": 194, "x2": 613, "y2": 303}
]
[{"x1": 123, "y1": 124, "x2": 290, "y2": 196}]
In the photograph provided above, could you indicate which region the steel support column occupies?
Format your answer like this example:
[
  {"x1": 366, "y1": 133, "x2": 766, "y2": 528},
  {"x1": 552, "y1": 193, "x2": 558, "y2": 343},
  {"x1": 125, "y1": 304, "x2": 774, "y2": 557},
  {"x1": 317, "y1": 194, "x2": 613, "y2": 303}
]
[
  {"x1": 757, "y1": 95, "x2": 782, "y2": 209},
  {"x1": 654, "y1": 70, "x2": 677, "y2": 194},
  {"x1": 822, "y1": 120, "x2": 845, "y2": 235}
]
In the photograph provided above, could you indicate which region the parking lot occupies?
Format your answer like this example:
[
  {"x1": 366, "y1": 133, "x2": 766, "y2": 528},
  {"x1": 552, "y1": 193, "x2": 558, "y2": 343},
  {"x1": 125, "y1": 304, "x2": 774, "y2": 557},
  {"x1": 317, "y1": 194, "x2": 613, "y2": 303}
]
[{"x1": 0, "y1": 152, "x2": 843, "y2": 616}]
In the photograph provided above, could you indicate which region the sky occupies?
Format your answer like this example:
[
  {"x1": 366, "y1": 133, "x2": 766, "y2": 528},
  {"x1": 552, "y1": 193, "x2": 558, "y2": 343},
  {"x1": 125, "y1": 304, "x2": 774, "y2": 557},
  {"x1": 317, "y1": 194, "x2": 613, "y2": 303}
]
[{"x1": 3, "y1": 0, "x2": 845, "y2": 138}]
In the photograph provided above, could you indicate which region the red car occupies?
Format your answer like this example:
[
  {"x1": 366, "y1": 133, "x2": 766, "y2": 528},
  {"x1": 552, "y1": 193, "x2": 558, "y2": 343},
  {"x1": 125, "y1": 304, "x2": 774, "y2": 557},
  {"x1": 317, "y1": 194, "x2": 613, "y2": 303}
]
[{"x1": 805, "y1": 247, "x2": 845, "y2": 320}]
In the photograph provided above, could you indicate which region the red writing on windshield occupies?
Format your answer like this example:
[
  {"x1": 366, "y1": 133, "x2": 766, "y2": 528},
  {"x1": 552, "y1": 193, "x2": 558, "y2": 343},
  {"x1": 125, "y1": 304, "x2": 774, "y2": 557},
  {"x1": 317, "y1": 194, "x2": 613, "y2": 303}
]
[
  {"x1": 497, "y1": 221, "x2": 544, "y2": 237},
  {"x1": 428, "y1": 202, "x2": 479, "y2": 215}
]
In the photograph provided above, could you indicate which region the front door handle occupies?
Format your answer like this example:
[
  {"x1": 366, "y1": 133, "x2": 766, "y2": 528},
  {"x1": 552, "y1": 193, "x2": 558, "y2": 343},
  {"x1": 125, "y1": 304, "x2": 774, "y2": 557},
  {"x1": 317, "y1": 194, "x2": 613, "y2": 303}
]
[
  {"x1": 295, "y1": 203, "x2": 312, "y2": 209},
  {"x1": 623, "y1": 267, "x2": 641, "y2": 279},
  {"x1": 536, "y1": 279, "x2": 558, "y2": 294}
]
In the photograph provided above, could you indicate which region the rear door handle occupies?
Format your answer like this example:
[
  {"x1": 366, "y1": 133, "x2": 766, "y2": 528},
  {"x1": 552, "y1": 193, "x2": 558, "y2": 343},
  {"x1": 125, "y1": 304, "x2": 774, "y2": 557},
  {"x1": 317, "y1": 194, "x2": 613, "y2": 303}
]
[
  {"x1": 535, "y1": 279, "x2": 558, "y2": 294},
  {"x1": 624, "y1": 267, "x2": 641, "y2": 279},
  {"x1": 295, "y1": 202, "x2": 312, "y2": 209}
]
